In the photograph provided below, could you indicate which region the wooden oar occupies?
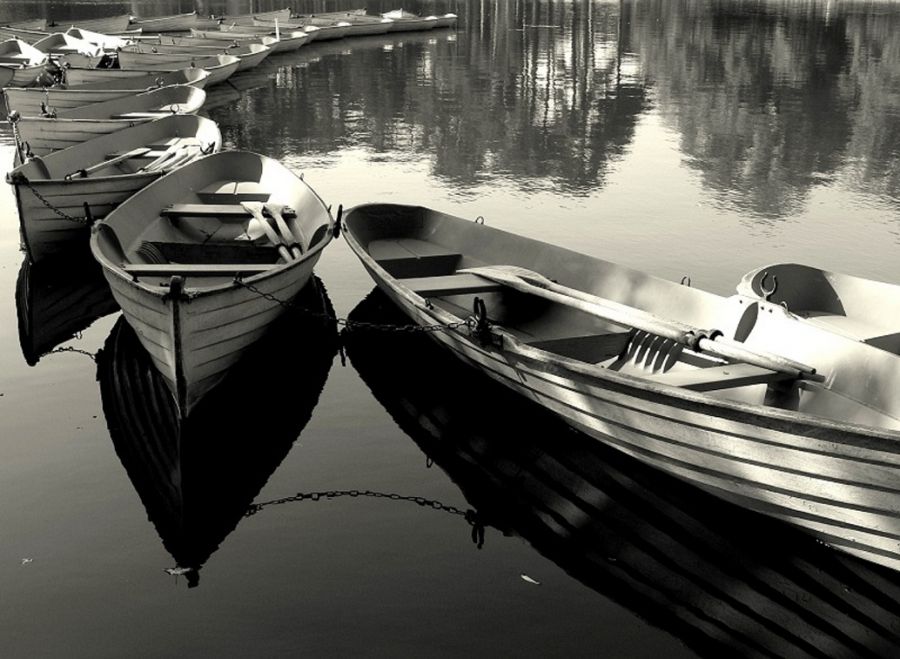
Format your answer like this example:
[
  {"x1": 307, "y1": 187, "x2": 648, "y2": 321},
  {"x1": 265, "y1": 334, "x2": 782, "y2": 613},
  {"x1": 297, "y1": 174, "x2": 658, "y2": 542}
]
[
  {"x1": 461, "y1": 265, "x2": 821, "y2": 380},
  {"x1": 265, "y1": 202, "x2": 304, "y2": 258},
  {"x1": 240, "y1": 201, "x2": 293, "y2": 262},
  {"x1": 64, "y1": 147, "x2": 151, "y2": 179}
]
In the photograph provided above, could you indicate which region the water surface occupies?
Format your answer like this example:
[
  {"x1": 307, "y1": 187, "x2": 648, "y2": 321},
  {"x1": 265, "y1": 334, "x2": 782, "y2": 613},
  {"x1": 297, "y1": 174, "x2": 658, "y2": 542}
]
[{"x1": 2, "y1": 1, "x2": 900, "y2": 656}]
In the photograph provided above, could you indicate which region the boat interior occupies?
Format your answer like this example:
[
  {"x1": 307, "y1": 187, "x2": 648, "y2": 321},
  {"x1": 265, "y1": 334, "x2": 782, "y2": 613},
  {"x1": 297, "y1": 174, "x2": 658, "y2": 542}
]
[
  {"x1": 96, "y1": 173, "x2": 332, "y2": 287},
  {"x1": 348, "y1": 205, "x2": 900, "y2": 430}
]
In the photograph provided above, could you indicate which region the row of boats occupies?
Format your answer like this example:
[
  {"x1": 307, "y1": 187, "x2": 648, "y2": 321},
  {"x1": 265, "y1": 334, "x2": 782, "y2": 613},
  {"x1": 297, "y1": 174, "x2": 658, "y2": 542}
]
[{"x1": 6, "y1": 8, "x2": 900, "y2": 585}]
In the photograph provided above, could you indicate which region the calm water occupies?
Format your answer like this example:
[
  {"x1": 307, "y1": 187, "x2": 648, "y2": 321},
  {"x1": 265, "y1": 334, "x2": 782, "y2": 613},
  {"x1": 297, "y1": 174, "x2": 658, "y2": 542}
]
[{"x1": 2, "y1": 0, "x2": 900, "y2": 656}]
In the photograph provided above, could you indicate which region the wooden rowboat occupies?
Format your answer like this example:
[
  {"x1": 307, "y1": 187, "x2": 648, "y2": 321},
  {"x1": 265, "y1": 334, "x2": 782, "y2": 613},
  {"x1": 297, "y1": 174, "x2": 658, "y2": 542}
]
[
  {"x1": 9, "y1": 85, "x2": 207, "y2": 158},
  {"x1": 16, "y1": 253, "x2": 118, "y2": 366},
  {"x1": 380, "y1": 10, "x2": 438, "y2": 32},
  {"x1": 62, "y1": 67, "x2": 211, "y2": 91},
  {"x1": 115, "y1": 53, "x2": 241, "y2": 87},
  {"x1": 64, "y1": 27, "x2": 134, "y2": 51},
  {"x1": 128, "y1": 11, "x2": 222, "y2": 33},
  {"x1": 254, "y1": 15, "x2": 394, "y2": 37},
  {"x1": 4, "y1": 19, "x2": 48, "y2": 31},
  {"x1": 0, "y1": 38, "x2": 50, "y2": 87},
  {"x1": 32, "y1": 32, "x2": 103, "y2": 65},
  {"x1": 49, "y1": 14, "x2": 133, "y2": 35},
  {"x1": 97, "y1": 282, "x2": 337, "y2": 586},
  {"x1": 90, "y1": 151, "x2": 336, "y2": 417},
  {"x1": 343, "y1": 204, "x2": 900, "y2": 573},
  {"x1": 5, "y1": 74, "x2": 208, "y2": 116},
  {"x1": 344, "y1": 288, "x2": 900, "y2": 657},
  {"x1": 7, "y1": 114, "x2": 221, "y2": 263},
  {"x1": 117, "y1": 44, "x2": 271, "y2": 74}
]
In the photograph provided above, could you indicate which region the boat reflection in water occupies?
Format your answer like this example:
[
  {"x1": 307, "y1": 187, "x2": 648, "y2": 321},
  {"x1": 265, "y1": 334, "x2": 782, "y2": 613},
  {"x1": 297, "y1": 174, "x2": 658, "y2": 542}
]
[
  {"x1": 15, "y1": 253, "x2": 118, "y2": 366},
  {"x1": 96, "y1": 278, "x2": 339, "y2": 587},
  {"x1": 344, "y1": 289, "x2": 900, "y2": 659}
]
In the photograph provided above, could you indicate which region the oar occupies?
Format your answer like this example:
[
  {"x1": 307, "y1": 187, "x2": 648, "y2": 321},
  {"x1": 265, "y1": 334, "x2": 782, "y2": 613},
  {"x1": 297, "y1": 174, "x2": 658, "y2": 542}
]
[
  {"x1": 240, "y1": 201, "x2": 293, "y2": 262},
  {"x1": 265, "y1": 202, "x2": 305, "y2": 258},
  {"x1": 461, "y1": 265, "x2": 820, "y2": 380}
]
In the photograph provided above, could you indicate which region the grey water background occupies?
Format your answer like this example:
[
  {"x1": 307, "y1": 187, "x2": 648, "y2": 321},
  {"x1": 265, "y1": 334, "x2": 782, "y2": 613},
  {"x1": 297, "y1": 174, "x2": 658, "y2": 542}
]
[{"x1": 2, "y1": 0, "x2": 900, "y2": 656}]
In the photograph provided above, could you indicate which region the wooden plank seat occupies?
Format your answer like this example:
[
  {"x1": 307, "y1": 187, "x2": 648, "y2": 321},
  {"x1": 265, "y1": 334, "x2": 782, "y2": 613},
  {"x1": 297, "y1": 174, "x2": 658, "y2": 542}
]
[
  {"x1": 107, "y1": 149, "x2": 169, "y2": 159},
  {"x1": 369, "y1": 238, "x2": 462, "y2": 278},
  {"x1": 122, "y1": 263, "x2": 275, "y2": 276},
  {"x1": 401, "y1": 273, "x2": 504, "y2": 297},
  {"x1": 137, "y1": 240, "x2": 280, "y2": 265},
  {"x1": 647, "y1": 363, "x2": 796, "y2": 392},
  {"x1": 111, "y1": 111, "x2": 172, "y2": 119},
  {"x1": 196, "y1": 180, "x2": 271, "y2": 203},
  {"x1": 161, "y1": 204, "x2": 297, "y2": 218}
]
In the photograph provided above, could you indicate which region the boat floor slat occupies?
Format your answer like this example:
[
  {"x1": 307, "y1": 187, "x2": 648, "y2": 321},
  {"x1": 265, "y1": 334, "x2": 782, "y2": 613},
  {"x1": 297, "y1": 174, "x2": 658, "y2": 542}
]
[{"x1": 161, "y1": 204, "x2": 297, "y2": 218}]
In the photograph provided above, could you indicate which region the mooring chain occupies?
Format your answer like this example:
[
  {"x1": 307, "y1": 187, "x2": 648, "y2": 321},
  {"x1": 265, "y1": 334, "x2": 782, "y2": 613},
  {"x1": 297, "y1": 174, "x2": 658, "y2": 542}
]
[
  {"x1": 244, "y1": 489, "x2": 485, "y2": 548},
  {"x1": 233, "y1": 278, "x2": 472, "y2": 334},
  {"x1": 45, "y1": 346, "x2": 97, "y2": 361},
  {"x1": 11, "y1": 174, "x2": 92, "y2": 226}
]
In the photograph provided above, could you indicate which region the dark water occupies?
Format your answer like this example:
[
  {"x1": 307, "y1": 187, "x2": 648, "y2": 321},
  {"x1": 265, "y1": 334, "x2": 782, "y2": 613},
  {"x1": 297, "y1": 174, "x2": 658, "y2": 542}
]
[{"x1": 3, "y1": 1, "x2": 900, "y2": 656}]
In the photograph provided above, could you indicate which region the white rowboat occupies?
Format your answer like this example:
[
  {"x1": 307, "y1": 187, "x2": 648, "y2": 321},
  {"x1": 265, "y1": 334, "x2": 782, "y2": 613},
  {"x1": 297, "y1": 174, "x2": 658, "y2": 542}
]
[
  {"x1": 7, "y1": 114, "x2": 221, "y2": 263},
  {"x1": 90, "y1": 151, "x2": 336, "y2": 417},
  {"x1": 343, "y1": 203, "x2": 900, "y2": 573}
]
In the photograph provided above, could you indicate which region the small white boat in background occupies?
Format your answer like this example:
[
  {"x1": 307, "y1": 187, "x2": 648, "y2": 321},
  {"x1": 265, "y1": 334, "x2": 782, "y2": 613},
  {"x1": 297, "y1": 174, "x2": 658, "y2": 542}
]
[
  {"x1": 128, "y1": 10, "x2": 222, "y2": 33},
  {"x1": 7, "y1": 114, "x2": 221, "y2": 263},
  {"x1": 381, "y1": 10, "x2": 439, "y2": 32},
  {"x1": 32, "y1": 32, "x2": 103, "y2": 65},
  {"x1": 49, "y1": 13, "x2": 133, "y2": 35},
  {"x1": 90, "y1": 150, "x2": 336, "y2": 417},
  {"x1": 64, "y1": 27, "x2": 134, "y2": 51},
  {"x1": 10, "y1": 85, "x2": 207, "y2": 158},
  {"x1": 114, "y1": 53, "x2": 241, "y2": 86},
  {"x1": 0, "y1": 38, "x2": 50, "y2": 87},
  {"x1": 118, "y1": 44, "x2": 271, "y2": 74},
  {"x1": 61, "y1": 65, "x2": 210, "y2": 88}
]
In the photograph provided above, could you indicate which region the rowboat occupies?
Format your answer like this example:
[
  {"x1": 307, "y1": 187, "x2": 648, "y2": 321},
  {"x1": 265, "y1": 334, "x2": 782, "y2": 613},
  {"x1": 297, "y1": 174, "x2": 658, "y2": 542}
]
[
  {"x1": 254, "y1": 14, "x2": 394, "y2": 37},
  {"x1": 61, "y1": 64, "x2": 217, "y2": 87},
  {"x1": 114, "y1": 53, "x2": 241, "y2": 87},
  {"x1": 49, "y1": 14, "x2": 133, "y2": 35},
  {"x1": 218, "y1": 8, "x2": 292, "y2": 26},
  {"x1": 32, "y1": 32, "x2": 104, "y2": 64},
  {"x1": 97, "y1": 283, "x2": 337, "y2": 586},
  {"x1": 343, "y1": 204, "x2": 900, "y2": 573},
  {"x1": 5, "y1": 75, "x2": 207, "y2": 116},
  {"x1": 117, "y1": 45, "x2": 269, "y2": 74},
  {"x1": 381, "y1": 10, "x2": 438, "y2": 32},
  {"x1": 0, "y1": 25, "x2": 50, "y2": 44},
  {"x1": 90, "y1": 150, "x2": 336, "y2": 417},
  {"x1": 224, "y1": 20, "x2": 352, "y2": 42},
  {"x1": 10, "y1": 85, "x2": 207, "y2": 159},
  {"x1": 62, "y1": 67, "x2": 211, "y2": 91},
  {"x1": 187, "y1": 28, "x2": 308, "y2": 53},
  {"x1": 344, "y1": 288, "x2": 900, "y2": 657},
  {"x1": 4, "y1": 19, "x2": 48, "y2": 31},
  {"x1": 7, "y1": 114, "x2": 221, "y2": 263},
  {"x1": 128, "y1": 11, "x2": 222, "y2": 33},
  {"x1": 0, "y1": 38, "x2": 50, "y2": 87},
  {"x1": 16, "y1": 253, "x2": 118, "y2": 366},
  {"x1": 433, "y1": 14, "x2": 458, "y2": 29},
  {"x1": 34, "y1": 84, "x2": 205, "y2": 119},
  {"x1": 64, "y1": 27, "x2": 134, "y2": 51}
]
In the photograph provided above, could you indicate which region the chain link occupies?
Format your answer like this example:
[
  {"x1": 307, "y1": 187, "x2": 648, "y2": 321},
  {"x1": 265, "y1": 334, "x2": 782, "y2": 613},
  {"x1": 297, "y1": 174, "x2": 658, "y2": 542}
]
[
  {"x1": 45, "y1": 346, "x2": 97, "y2": 361},
  {"x1": 234, "y1": 278, "x2": 473, "y2": 334},
  {"x1": 12, "y1": 174, "x2": 91, "y2": 226},
  {"x1": 246, "y1": 489, "x2": 467, "y2": 518}
]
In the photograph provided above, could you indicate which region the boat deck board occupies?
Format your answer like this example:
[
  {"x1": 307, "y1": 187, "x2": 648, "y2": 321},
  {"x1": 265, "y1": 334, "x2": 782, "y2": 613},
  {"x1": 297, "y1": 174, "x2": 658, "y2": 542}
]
[
  {"x1": 161, "y1": 204, "x2": 297, "y2": 218},
  {"x1": 122, "y1": 263, "x2": 275, "y2": 276},
  {"x1": 370, "y1": 238, "x2": 462, "y2": 278},
  {"x1": 401, "y1": 273, "x2": 504, "y2": 296}
]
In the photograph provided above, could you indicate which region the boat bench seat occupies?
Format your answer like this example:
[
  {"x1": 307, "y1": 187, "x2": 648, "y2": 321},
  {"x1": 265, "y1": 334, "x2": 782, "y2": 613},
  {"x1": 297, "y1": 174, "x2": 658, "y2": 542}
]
[
  {"x1": 648, "y1": 363, "x2": 796, "y2": 392},
  {"x1": 0, "y1": 56, "x2": 30, "y2": 64},
  {"x1": 111, "y1": 111, "x2": 168, "y2": 119},
  {"x1": 369, "y1": 238, "x2": 462, "y2": 278},
  {"x1": 196, "y1": 180, "x2": 271, "y2": 203},
  {"x1": 161, "y1": 204, "x2": 297, "y2": 218},
  {"x1": 401, "y1": 273, "x2": 503, "y2": 297},
  {"x1": 122, "y1": 263, "x2": 275, "y2": 276},
  {"x1": 107, "y1": 149, "x2": 169, "y2": 159}
]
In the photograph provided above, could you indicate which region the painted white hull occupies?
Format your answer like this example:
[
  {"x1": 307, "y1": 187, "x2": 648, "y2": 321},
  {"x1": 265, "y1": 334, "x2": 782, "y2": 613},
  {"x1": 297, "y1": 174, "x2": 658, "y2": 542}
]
[
  {"x1": 344, "y1": 204, "x2": 900, "y2": 573},
  {"x1": 129, "y1": 11, "x2": 221, "y2": 33},
  {"x1": 13, "y1": 116, "x2": 153, "y2": 157},
  {"x1": 117, "y1": 54, "x2": 240, "y2": 86}
]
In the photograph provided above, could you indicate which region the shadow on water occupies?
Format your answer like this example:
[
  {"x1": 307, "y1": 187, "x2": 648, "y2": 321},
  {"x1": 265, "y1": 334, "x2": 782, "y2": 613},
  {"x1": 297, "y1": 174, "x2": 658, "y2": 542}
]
[
  {"x1": 342, "y1": 288, "x2": 900, "y2": 659},
  {"x1": 15, "y1": 253, "x2": 119, "y2": 366},
  {"x1": 95, "y1": 277, "x2": 339, "y2": 588}
]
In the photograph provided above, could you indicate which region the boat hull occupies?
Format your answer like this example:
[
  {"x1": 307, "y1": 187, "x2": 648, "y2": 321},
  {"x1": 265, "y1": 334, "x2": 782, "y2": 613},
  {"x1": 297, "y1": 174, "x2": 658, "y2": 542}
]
[
  {"x1": 91, "y1": 151, "x2": 335, "y2": 416},
  {"x1": 343, "y1": 203, "x2": 900, "y2": 573}
]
